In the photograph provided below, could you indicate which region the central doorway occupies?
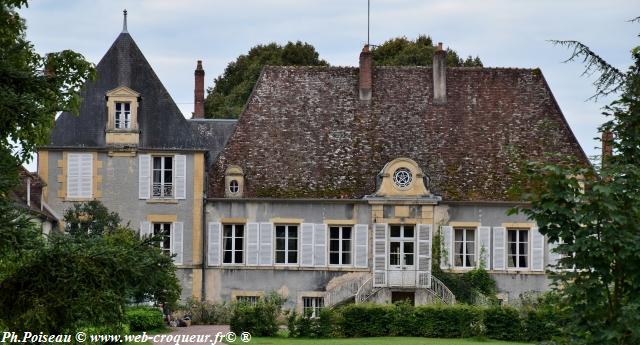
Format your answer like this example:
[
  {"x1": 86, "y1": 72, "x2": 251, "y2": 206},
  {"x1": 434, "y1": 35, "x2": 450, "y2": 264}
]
[{"x1": 388, "y1": 224, "x2": 416, "y2": 287}]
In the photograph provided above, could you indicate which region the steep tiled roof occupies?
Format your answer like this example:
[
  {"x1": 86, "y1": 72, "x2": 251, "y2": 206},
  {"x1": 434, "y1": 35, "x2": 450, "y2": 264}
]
[
  {"x1": 209, "y1": 65, "x2": 588, "y2": 201},
  {"x1": 45, "y1": 33, "x2": 232, "y2": 154}
]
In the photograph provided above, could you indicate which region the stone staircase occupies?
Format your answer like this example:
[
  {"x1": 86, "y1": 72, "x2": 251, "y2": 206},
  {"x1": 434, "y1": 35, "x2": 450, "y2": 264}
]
[{"x1": 324, "y1": 273, "x2": 456, "y2": 307}]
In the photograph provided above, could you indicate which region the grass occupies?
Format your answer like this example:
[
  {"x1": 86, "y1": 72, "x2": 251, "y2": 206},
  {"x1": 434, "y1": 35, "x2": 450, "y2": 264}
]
[{"x1": 227, "y1": 336, "x2": 532, "y2": 345}]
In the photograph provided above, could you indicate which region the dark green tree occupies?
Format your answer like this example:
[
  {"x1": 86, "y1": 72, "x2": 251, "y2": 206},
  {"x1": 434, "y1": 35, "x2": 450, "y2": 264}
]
[
  {"x1": 204, "y1": 41, "x2": 328, "y2": 118},
  {"x1": 372, "y1": 35, "x2": 482, "y2": 67},
  {"x1": 511, "y1": 22, "x2": 640, "y2": 344},
  {"x1": 0, "y1": 201, "x2": 180, "y2": 333}
]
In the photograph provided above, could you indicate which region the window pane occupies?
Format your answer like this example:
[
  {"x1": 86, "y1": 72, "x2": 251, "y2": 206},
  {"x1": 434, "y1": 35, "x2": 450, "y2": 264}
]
[
  {"x1": 466, "y1": 229, "x2": 475, "y2": 241},
  {"x1": 404, "y1": 242, "x2": 414, "y2": 253},
  {"x1": 275, "y1": 251, "x2": 285, "y2": 263},
  {"x1": 288, "y1": 251, "x2": 298, "y2": 263},
  {"x1": 330, "y1": 253, "x2": 339, "y2": 264},
  {"x1": 330, "y1": 227, "x2": 339, "y2": 239},
  {"x1": 276, "y1": 226, "x2": 285, "y2": 238},
  {"x1": 276, "y1": 239, "x2": 285, "y2": 250},
  {"x1": 235, "y1": 225, "x2": 244, "y2": 237},
  {"x1": 466, "y1": 254, "x2": 475, "y2": 267},
  {"x1": 223, "y1": 225, "x2": 233, "y2": 237},
  {"x1": 288, "y1": 239, "x2": 297, "y2": 250},
  {"x1": 519, "y1": 243, "x2": 528, "y2": 255},
  {"x1": 519, "y1": 255, "x2": 528, "y2": 268},
  {"x1": 455, "y1": 229, "x2": 464, "y2": 241},
  {"x1": 509, "y1": 242, "x2": 517, "y2": 255},
  {"x1": 508, "y1": 255, "x2": 516, "y2": 268},
  {"x1": 519, "y1": 230, "x2": 528, "y2": 243},
  {"x1": 455, "y1": 254, "x2": 463, "y2": 266},
  {"x1": 224, "y1": 238, "x2": 232, "y2": 250},
  {"x1": 124, "y1": 103, "x2": 130, "y2": 111},
  {"x1": 404, "y1": 226, "x2": 414, "y2": 238},
  {"x1": 342, "y1": 252, "x2": 351, "y2": 265},
  {"x1": 404, "y1": 253, "x2": 414, "y2": 265},
  {"x1": 164, "y1": 157, "x2": 172, "y2": 170},
  {"x1": 288, "y1": 226, "x2": 297, "y2": 238},
  {"x1": 330, "y1": 239, "x2": 339, "y2": 251},
  {"x1": 153, "y1": 157, "x2": 161, "y2": 169},
  {"x1": 390, "y1": 242, "x2": 400, "y2": 254},
  {"x1": 164, "y1": 171, "x2": 172, "y2": 183},
  {"x1": 343, "y1": 227, "x2": 352, "y2": 239},
  {"x1": 235, "y1": 238, "x2": 243, "y2": 249},
  {"x1": 235, "y1": 251, "x2": 243, "y2": 264},
  {"x1": 455, "y1": 241, "x2": 464, "y2": 256},
  {"x1": 466, "y1": 241, "x2": 475, "y2": 255},
  {"x1": 390, "y1": 253, "x2": 400, "y2": 265},
  {"x1": 390, "y1": 225, "x2": 401, "y2": 237},
  {"x1": 223, "y1": 251, "x2": 232, "y2": 263},
  {"x1": 342, "y1": 239, "x2": 351, "y2": 250},
  {"x1": 116, "y1": 103, "x2": 122, "y2": 111},
  {"x1": 508, "y1": 230, "x2": 517, "y2": 242},
  {"x1": 163, "y1": 236, "x2": 170, "y2": 250}
]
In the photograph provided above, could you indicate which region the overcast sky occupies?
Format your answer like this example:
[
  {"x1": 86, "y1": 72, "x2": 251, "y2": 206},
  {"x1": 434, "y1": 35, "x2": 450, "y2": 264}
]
[{"x1": 20, "y1": 0, "x2": 640, "y2": 170}]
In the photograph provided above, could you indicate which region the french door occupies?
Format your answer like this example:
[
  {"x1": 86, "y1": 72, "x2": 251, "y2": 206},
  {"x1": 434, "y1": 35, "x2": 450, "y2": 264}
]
[{"x1": 388, "y1": 224, "x2": 416, "y2": 287}]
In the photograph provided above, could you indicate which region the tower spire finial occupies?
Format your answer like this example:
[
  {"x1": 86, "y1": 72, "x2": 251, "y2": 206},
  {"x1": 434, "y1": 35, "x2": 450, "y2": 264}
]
[{"x1": 122, "y1": 9, "x2": 128, "y2": 33}]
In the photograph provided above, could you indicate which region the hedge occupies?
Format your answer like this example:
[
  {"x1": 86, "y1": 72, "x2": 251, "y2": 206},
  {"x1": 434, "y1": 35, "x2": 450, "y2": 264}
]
[
  {"x1": 125, "y1": 306, "x2": 164, "y2": 331},
  {"x1": 331, "y1": 303, "x2": 558, "y2": 341}
]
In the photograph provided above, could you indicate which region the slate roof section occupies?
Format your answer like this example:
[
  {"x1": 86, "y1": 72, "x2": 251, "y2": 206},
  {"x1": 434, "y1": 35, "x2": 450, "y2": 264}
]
[
  {"x1": 45, "y1": 32, "x2": 231, "y2": 154},
  {"x1": 209, "y1": 65, "x2": 589, "y2": 201},
  {"x1": 188, "y1": 119, "x2": 237, "y2": 166}
]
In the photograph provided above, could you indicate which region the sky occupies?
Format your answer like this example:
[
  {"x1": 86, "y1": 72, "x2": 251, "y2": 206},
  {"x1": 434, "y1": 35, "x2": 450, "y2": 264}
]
[{"x1": 19, "y1": 0, "x2": 640, "y2": 171}]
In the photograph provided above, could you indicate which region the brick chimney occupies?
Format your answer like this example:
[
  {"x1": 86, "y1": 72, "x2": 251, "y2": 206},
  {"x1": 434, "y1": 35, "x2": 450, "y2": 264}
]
[
  {"x1": 433, "y1": 42, "x2": 447, "y2": 105},
  {"x1": 192, "y1": 60, "x2": 205, "y2": 119},
  {"x1": 359, "y1": 45, "x2": 372, "y2": 101},
  {"x1": 602, "y1": 129, "x2": 614, "y2": 165}
]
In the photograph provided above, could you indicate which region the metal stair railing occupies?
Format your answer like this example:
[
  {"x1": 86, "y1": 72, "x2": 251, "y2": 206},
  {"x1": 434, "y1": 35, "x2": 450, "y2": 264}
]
[{"x1": 430, "y1": 275, "x2": 456, "y2": 305}]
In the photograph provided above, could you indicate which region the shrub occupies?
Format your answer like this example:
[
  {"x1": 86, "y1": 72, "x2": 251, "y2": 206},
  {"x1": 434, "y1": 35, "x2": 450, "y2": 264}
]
[
  {"x1": 288, "y1": 308, "x2": 336, "y2": 338},
  {"x1": 230, "y1": 293, "x2": 283, "y2": 336},
  {"x1": 414, "y1": 304, "x2": 482, "y2": 338},
  {"x1": 125, "y1": 306, "x2": 164, "y2": 331},
  {"x1": 483, "y1": 306, "x2": 522, "y2": 341},
  {"x1": 180, "y1": 298, "x2": 232, "y2": 325},
  {"x1": 337, "y1": 303, "x2": 393, "y2": 337}
]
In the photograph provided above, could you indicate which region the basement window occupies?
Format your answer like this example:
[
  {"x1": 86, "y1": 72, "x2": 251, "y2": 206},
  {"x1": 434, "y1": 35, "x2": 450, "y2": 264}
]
[{"x1": 302, "y1": 297, "x2": 324, "y2": 318}]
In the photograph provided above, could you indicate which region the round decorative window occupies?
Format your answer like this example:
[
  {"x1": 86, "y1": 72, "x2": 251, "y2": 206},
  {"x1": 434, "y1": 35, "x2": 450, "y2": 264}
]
[
  {"x1": 393, "y1": 168, "x2": 413, "y2": 188},
  {"x1": 229, "y1": 180, "x2": 239, "y2": 193}
]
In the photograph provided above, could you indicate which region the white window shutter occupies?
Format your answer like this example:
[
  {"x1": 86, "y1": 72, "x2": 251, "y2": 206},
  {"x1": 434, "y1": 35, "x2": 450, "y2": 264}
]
[
  {"x1": 548, "y1": 239, "x2": 562, "y2": 270},
  {"x1": 174, "y1": 155, "x2": 186, "y2": 199},
  {"x1": 259, "y1": 223, "x2": 273, "y2": 265},
  {"x1": 138, "y1": 154, "x2": 151, "y2": 199},
  {"x1": 493, "y1": 227, "x2": 506, "y2": 270},
  {"x1": 440, "y1": 226, "x2": 453, "y2": 269},
  {"x1": 373, "y1": 223, "x2": 388, "y2": 287},
  {"x1": 172, "y1": 222, "x2": 184, "y2": 265},
  {"x1": 354, "y1": 224, "x2": 368, "y2": 268},
  {"x1": 300, "y1": 223, "x2": 315, "y2": 267},
  {"x1": 79, "y1": 154, "x2": 93, "y2": 198},
  {"x1": 67, "y1": 153, "x2": 92, "y2": 198},
  {"x1": 246, "y1": 223, "x2": 260, "y2": 266},
  {"x1": 207, "y1": 222, "x2": 221, "y2": 266},
  {"x1": 531, "y1": 226, "x2": 545, "y2": 271},
  {"x1": 313, "y1": 223, "x2": 327, "y2": 267},
  {"x1": 417, "y1": 224, "x2": 432, "y2": 288},
  {"x1": 139, "y1": 221, "x2": 151, "y2": 238},
  {"x1": 478, "y1": 226, "x2": 491, "y2": 270}
]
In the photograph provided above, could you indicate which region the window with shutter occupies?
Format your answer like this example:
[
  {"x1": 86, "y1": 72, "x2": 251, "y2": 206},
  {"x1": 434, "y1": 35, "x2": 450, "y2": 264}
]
[
  {"x1": 354, "y1": 224, "x2": 368, "y2": 268},
  {"x1": 174, "y1": 155, "x2": 186, "y2": 199},
  {"x1": 67, "y1": 153, "x2": 93, "y2": 199},
  {"x1": 223, "y1": 224, "x2": 244, "y2": 264},
  {"x1": 531, "y1": 227, "x2": 544, "y2": 271},
  {"x1": 507, "y1": 228, "x2": 529, "y2": 269},
  {"x1": 373, "y1": 223, "x2": 388, "y2": 287},
  {"x1": 313, "y1": 223, "x2": 327, "y2": 267},
  {"x1": 207, "y1": 222, "x2": 222, "y2": 266},
  {"x1": 275, "y1": 224, "x2": 298, "y2": 264},
  {"x1": 246, "y1": 223, "x2": 260, "y2": 266},
  {"x1": 329, "y1": 226, "x2": 352, "y2": 265},
  {"x1": 440, "y1": 226, "x2": 453, "y2": 269},
  {"x1": 153, "y1": 223, "x2": 172, "y2": 256},
  {"x1": 417, "y1": 224, "x2": 432, "y2": 288},
  {"x1": 493, "y1": 227, "x2": 506, "y2": 270},
  {"x1": 259, "y1": 223, "x2": 273, "y2": 265},
  {"x1": 453, "y1": 227, "x2": 476, "y2": 268},
  {"x1": 171, "y1": 222, "x2": 184, "y2": 265},
  {"x1": 300, "y1": 223, "x2": 314, "y2": 267},
  {"x1": 138, "y1": 154, "x2": 151, "y2": 199},
  {"x1": 477, "y1": 226, "x2": 491, "y2": 270}
]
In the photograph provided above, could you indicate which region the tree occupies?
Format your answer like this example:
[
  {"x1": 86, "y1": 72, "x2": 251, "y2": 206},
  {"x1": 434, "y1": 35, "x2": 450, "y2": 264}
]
[
  {"x1": 0, "y1": 0, "x2": 93, "y2": 190},
  {"x1": 0, "y1": 201, "x2": 180, "y2": 333},
  {"x1": 205, "y1": 41, "x2": 328, "y2": 118},
  {"x1": 372, "y1": 35, "x2": 482, "y2": 67},
  {"x1": 511, "y1": 22, "x2": 640, "y2": 344}
]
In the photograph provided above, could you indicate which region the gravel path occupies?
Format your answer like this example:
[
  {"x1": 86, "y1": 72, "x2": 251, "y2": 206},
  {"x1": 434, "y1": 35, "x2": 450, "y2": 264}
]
[{"x1": 151, "y1": 325, "x2": 232, "y2": 345}]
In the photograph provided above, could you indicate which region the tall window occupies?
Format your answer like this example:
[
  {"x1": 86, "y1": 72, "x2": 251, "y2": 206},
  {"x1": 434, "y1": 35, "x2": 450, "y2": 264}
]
[
  {"x1": 152, "y1": 156, "x2": 173, "y2": 198},
  {"x1": 115, "y1": 102, "x2": 131, "y2": 129},
  {"x1": 275, "y1": 225, "x2": 298, "y2": 264},
  {"x1": 302, "y1": 297, "x2": 324, "y2": 318},
  {"x1": 389, "y1": 225, "x2": 414, "y2": 267},
  {"x1": 454, "y1": 228, "x2": 476, "y2": 268},
  {"x1": 153, "y1": 223, "x2": 171, "y2": 255},
  {"x1": 508, "y1": 228, "x2": 529, "y2": 268},
  {"x1": 223, "y1": 224, "x2": 244, "y2": 264},
  {"x1": 329, "y1": 226, "x2": 352, "y2": 265}
]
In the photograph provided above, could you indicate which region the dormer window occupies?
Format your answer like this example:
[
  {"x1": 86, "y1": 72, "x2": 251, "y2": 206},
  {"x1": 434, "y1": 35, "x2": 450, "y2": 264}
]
[
  {"x1": 115, "y1": 102, "x2": 131, "y2": 129},
  {"x1": 105, "y1": 86, "x2": 140, "y2": 146}
]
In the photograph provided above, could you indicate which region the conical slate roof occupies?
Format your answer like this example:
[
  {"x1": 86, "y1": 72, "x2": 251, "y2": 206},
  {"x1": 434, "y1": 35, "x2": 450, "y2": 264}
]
[{"x1": 46, "y1": 32, "x2": 233, "y2": 152}]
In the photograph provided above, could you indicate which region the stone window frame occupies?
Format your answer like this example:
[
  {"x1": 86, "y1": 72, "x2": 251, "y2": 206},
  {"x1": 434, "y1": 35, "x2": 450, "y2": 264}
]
[
  {"x1": 153, "y1": 222, "x2": 172, "y2": 256},
  {"x1": 507, "y1": 227, "x2": 530, "y2": 270},
  {"x1": 453, "y1": 227, "x2": 477, "y2": 268},
  {"x1": 274, "y1": 224, "x2": 299, "y2": 265},
  {"x1": 222, "y1": 223, "x2": 245, "y2": 265},
  {"x1": 301, "y1": 295, "x2": 325, "y2": 318},
  {"x1": 225, "y1": 165, "x2": 244, "y2": 198},
  {"x1": 152, "y1": 155, "x2": 174, "y2": 199},
  {"x1": 114, "y1": 102, "x2": 132, "y2": 129},
  {"x1": 105, "y1": 86, "x2": 139, "y2": 131},
  {"x1": 328, "y1": 225, "x2": 353, "y2": 266}
]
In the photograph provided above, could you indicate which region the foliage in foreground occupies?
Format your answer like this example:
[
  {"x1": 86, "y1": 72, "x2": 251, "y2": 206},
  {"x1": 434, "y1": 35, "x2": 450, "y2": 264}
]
[
  {"x1": 0, "y1": 201, "x2": 180, "y2": 333},
  {"x1": 125, "y1": 307, "x2": 164, "y2": 332},
  {"x1": 230, "y1": 293, "x2": 285, "y2": 336},
  {"x1": 510, "y1": 20, "x2": 640, "y2": 344}
]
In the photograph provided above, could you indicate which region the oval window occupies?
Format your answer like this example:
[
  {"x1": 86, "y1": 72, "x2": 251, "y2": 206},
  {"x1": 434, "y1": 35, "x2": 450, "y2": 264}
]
[{"x1": 229, "y1": 179, "x2": 239, "y2": 193}]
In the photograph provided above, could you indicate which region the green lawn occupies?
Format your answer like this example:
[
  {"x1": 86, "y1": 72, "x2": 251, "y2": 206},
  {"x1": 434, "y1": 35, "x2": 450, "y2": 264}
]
[{"x1": 228, "y1": 336, "x2": 532, "y2": 345}]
